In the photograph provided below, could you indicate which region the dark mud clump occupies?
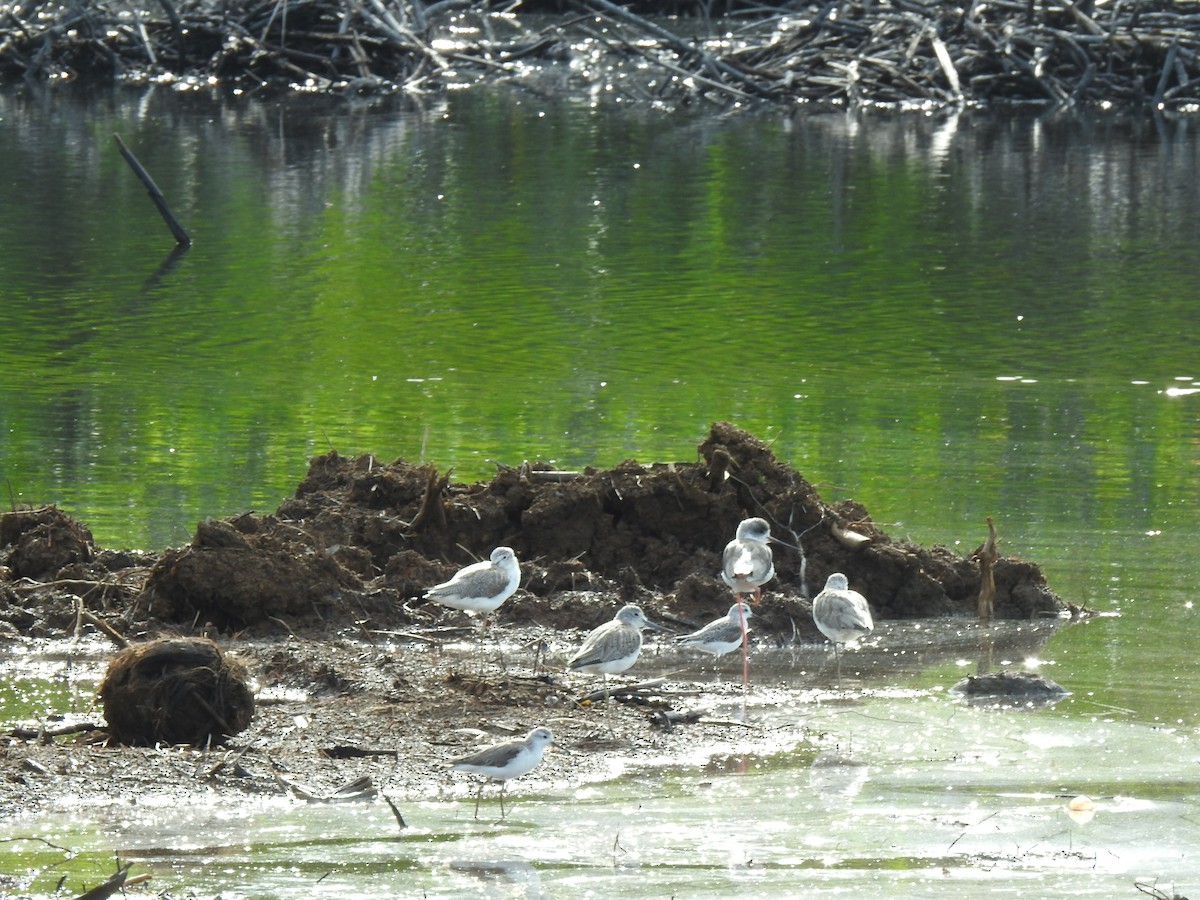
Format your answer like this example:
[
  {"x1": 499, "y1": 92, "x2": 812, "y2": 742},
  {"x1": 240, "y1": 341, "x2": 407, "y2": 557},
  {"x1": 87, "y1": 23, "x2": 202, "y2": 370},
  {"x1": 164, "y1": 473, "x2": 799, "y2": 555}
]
[
  {"x1": 97, "y1": 637, "x2": 255, "y2": 746},
  {"x1": 0, "y1": 505, "x2": 93, "y2": 581},
  {"x1": 143, "y1": 516, "x2": 363, "y2": 631},
  {"x1": 950, "y1": 670, "x2": 1070, "y2": 702}
]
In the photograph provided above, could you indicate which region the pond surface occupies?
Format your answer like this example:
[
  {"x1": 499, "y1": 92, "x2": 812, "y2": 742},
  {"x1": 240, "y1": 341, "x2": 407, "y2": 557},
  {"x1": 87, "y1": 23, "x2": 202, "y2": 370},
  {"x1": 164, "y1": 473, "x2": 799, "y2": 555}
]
[{"x1": 1, "y1": 83, "x2": 1198, "y2": 897}]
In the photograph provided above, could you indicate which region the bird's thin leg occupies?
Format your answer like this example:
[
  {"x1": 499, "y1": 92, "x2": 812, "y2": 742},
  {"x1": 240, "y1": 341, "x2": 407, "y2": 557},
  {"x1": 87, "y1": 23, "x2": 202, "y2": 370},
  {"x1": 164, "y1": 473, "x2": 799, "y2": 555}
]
[
  {"x1": 468, "y1": 618, "x2": 485, "y2": 676},
  {"x1": 604, "y1": 674, "x2": 617, "y2": 735},
  {"x1": 486, "y1": 617, "x2": 508, "y2": 673},
  {"x1": 473, "y1": 782, "x2": 483, "y2": 819},
  {"x1": 737, "y1": 601, "x2": 750, "y2": 693},
  {"x1": 498, "y1": 781, "x2": 507, "y2": 820}
]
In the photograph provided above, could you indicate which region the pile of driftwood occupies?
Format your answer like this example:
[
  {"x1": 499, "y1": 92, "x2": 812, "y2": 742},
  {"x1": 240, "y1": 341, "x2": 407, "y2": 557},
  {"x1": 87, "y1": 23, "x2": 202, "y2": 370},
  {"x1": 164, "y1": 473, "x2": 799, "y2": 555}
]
[{"x1": 1, "y1": 0, "x2": 1197, "y2": 109}]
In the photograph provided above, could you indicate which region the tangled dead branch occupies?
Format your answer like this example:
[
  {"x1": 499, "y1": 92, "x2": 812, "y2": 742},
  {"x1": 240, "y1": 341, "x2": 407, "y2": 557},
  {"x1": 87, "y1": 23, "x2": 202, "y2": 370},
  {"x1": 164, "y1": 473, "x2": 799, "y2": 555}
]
[{"x1": 0, "y1": 0, "x2": 1197, "y2": 110}]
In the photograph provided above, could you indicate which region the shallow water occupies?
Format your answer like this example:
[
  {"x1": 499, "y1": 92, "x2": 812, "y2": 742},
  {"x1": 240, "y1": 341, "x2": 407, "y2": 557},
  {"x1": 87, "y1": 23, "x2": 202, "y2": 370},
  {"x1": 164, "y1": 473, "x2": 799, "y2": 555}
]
[
  {"x1": 1, "y1": 82, "x2": 1199, "y2": 896},
  {"x1": 4, "y1": 623, "x2": 1197, "y2": 898}
]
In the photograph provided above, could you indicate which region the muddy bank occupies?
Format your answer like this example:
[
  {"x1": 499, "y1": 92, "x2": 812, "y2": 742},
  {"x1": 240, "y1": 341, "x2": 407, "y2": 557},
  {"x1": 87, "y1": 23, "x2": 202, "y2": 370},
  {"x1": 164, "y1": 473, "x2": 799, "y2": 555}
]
[
  {"x1": 2, "y1": 422, "x2": 1069, "y2": 644},
  {"x1": 0, "y1": 422, "x2": 1081, "y2": 834},
  {"x1": 0, "y1": 618, "x2": 1067, "y2": 833},
  {"x1": 1, "y1": 0, "x2": 1197, "y2": 111}
]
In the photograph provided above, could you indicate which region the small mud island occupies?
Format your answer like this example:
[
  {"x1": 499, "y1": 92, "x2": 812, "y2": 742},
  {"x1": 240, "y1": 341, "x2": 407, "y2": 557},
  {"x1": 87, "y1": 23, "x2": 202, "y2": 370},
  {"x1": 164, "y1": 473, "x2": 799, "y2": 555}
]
[
  {"x1": 2, "y1": 421, "x2": 1069, "y2": 638},
  {"x1": 1, "y1": 0, "x2": 1198, "y2": 111},
  {"x1": 0, "y1": 423, "x2": 1080, "y2": 828}
]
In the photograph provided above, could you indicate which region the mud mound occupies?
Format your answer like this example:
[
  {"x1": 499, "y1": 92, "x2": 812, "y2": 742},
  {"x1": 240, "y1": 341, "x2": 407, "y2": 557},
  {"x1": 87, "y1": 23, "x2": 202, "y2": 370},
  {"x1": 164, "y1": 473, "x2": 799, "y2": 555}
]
[
  {"x1": 265, "y1": 421, "x2": 1064, "y2": 634},
  {"x1": 281, "y1": 422, "x2": 821, "y2": 599},
  {"x1": 3, "y1": 423, "x2": 1069, "y2": 637},
  {"x1": 950, "y1": 671, "x2": 1070, "y2": 702},
  {"x1": 97, "y1": 637, "x2": 255, "y2": 746},
  {"x1": 142, "y1": 516, "x2": 363, "y2": 630},
  {"x1": 0, "y1": 505, "x2": 93, "y2": 580}
]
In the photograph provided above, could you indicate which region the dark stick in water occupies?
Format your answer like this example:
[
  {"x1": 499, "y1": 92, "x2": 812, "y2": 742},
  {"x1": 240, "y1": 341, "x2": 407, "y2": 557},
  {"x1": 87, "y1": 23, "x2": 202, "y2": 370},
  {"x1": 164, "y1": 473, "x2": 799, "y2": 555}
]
[{"x1": 113, "y1": 133, "x2": 192, "y2": 248}]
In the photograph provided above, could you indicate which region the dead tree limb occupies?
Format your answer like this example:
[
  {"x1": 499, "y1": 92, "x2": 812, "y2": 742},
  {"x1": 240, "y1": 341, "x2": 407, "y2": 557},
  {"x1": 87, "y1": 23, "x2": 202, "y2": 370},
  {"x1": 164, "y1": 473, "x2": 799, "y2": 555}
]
[
  {"x1": 409, "y1": 466, "x2": 450, "y2": 532},
  {"x1": 74, "y1": 864, "x2": 138, "y2": 900},
  {"x1": 113, "y1": 134, "x2": 191, "y2": 248},
  {"x1": 974, "y1": 516, "x2": 999, "y2": 620}
]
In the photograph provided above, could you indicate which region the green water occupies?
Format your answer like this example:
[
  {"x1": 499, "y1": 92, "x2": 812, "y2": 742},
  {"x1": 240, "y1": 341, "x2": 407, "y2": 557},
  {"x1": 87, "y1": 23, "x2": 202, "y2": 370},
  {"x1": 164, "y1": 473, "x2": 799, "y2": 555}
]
[
  {"x1": 1, "y1": 83, "x2": 1199, "y2": 897},
  {"x1": 1, "y1": 87, "x2": 1196, "y2": 552}
]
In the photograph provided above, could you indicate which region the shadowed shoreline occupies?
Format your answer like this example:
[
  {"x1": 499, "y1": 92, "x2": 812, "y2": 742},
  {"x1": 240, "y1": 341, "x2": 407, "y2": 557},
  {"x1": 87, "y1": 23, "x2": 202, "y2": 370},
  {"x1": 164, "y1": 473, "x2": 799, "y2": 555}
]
[{"x1": 1, "y1": 0, "x2": 1198, "y2": 110}]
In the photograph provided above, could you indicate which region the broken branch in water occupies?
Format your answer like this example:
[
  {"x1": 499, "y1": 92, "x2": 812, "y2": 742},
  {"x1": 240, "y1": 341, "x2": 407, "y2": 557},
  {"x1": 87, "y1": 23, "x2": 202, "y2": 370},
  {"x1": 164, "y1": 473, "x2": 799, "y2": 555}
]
[
  {"x1": 6, "y1": 722, "x2": 100, "y2": 740},
  {"x1": 382, "y1": 793, "x2": 409, "y2": 829},
  {"x1": 73, "y1": 863, "x2": 151, "y2": 900},
  {"x1": 577, "y1": 676, "x2": 668, "y2": 704},
  {"x1": 275, "y1": 773, "x2": 379, "y2": 802},
  {"x1": 112, "y1": 134, "x2": 191, "y2": 248}
]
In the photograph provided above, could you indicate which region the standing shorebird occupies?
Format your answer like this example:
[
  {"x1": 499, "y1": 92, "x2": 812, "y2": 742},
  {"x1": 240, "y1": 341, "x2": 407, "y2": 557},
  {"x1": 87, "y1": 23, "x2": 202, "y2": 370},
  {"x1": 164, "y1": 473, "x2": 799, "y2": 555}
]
[
  {"x1": 424, "y1": 546, "x2": 521, "y2": 664},
  {"x1": 677, "y1": 602, "x2": 754, "y2": 665},
  {"x1": 568, "y1": 604, "x2": 666, "y2": 714},
  {"x1": 812, "y1": 572, "x2": 873, "y2": 680},
  {"x1": 721, "y1": 518, "x2": 775, "y2": 605},
  {"x1": 720, "y1": 518, "x2": 774, "y2": 689},
  {"x1": 449, "y1": 726, "x2": 554, "y2": 820}
]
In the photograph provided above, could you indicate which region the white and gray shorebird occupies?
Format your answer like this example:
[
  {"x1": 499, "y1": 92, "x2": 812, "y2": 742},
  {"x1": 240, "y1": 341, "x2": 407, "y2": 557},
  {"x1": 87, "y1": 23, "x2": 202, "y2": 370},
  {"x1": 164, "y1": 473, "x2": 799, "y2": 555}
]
[
  {"x1": 721, "y1": 517, "x2": 775, "y2": 605},
  {"x1": 424, "y1": 546, "x2": 521, "y2": 617},
  {"x1": 449, "y1": 725, "x2": 554, "y2": 820},
  {"x1": 424, "y1": 546, "x2": 521, "y2": 666},
  {"x1": 677, "y1": 602, "x2": 753, "y2": 660},
  {"x1": 568, "y1": 604, "x2": 667, "y2": 712},
  {"x1": 720, "y1": 518, "x2": 773, "y2": 691},
  {"x1": 812, "y1": 572, "x2": 874, "y2": 678},
  {"x1": 569, "y1": 604, "x2": 666, "y2": 676}
]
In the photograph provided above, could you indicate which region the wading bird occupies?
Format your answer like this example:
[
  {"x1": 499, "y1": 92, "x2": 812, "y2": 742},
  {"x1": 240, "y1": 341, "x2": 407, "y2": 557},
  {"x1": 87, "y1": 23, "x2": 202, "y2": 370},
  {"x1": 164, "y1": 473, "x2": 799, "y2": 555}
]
[
  {"x1": 812, "y1": 572, "x2": 873, "y2": 681},
  {"x1": 424, "y1": 546, "x2": 521, "y2": 665},
  {"x1": 450, "y1": 725, "x2": 554, "y2": 820},
  {"x1": 721, "y1": 517, "x2": 775, "y2": 605},
  {"x1": 677, "y1": 602, "x2": 754, "y2": 685},
  {"x1": 720, "y1": 518, "x2": 774, "y2": 688},
  {"x1": 568, "y1": 604, "x2": 667, "y2": 717}
]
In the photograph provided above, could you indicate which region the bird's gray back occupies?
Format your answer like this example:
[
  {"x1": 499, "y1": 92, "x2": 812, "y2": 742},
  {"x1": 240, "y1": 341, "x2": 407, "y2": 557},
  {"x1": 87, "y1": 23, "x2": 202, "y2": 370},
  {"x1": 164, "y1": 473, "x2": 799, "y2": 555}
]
[
  {"x1": 429, "y1": 563, "x2": 515, "y2": 602},
  {"x1": 569, "y1": 621, "x2": 642, "y2": 671},
  {"x1": 451, "y1": 740, "x2": 525, "y2": 771},
  {"x1": 814, "y1": 589, "x2": 873, "y2": 636},
  {"x1": 683, "y1": 617, "x2": 744, "y2": 644}
]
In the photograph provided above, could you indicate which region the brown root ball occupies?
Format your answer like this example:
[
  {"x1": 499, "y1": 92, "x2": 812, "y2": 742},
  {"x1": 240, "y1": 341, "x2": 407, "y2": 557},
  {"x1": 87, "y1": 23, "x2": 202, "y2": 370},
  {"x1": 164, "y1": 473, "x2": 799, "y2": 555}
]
[{"x1": 98, "y1": 638, "x2": 255, "y2": 746}]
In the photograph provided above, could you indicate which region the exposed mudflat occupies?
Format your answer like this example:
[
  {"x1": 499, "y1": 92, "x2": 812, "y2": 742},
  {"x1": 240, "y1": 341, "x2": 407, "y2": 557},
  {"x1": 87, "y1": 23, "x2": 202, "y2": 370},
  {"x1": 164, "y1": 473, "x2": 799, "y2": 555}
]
[{"x1": 1, "y1": 422, "x2": 1081, "y2": 829}]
